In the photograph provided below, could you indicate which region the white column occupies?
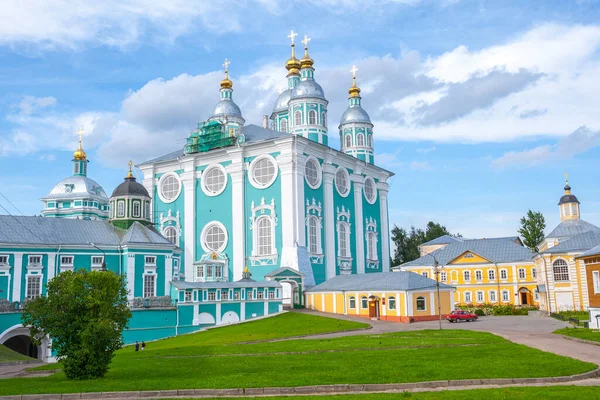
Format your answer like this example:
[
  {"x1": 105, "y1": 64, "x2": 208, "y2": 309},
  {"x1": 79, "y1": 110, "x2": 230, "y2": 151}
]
[
  {"x1": 227, "y1": 151, "x2": 245, "y2": 281},
  {"x1": 381, "y1": 292, "x2": 386, "y2": 317},
  {"x1": 430, "y1": 292, "x2": 436, "y2": 316},
  {"x1": 165, "y1": 256, "x2": 173, "y2": 295},
  {"x1": 264, "y1": 301, "x2": 269, "y2": 316},
  {"x1": 321, "y1": 293, "x2": 325, "y2": 311},
  {"x1": 47, "y1": 252, "x2": 56, "y2": 282},
  {"x1": 396, "y1": 292, "x2": 401, "y2": 317},
  {"x1": 355, "y1": 291, "x2": 359, "y2": 315},
  {"x1": 181, "y1": 164, "x2": 196, "y2": 281},
  {"x1": 12, "y1": 253, "x2": 23, "y2": 302},
  {"x1": 277, "y1": 151, "x2": 296, "y2": 249},
  {"x1": 352, "y1": 176, "x2": 365, "y2": 275},
  {"x1": 216, "y1": 302, "x2": 222, "y2": 325},
  {"x1": 193, "y1": 303, "x2": 199, "y2": 325},
  {"x1": 127, "y1": 254, "x2": 135, "y2": 300},
  {"x1": 333, "y1": 292, "x2": 337, "y2": 313},
  {"x1": 378, "y1": 182, "x2": 390, "y2": 271},
  {"x1": 323, "y1": 164, "x2": 336, "y2": 279},
  {"x1": 240, "y1": 301, "x2": 246, "y2": 321},
  {"x1": 407, "y1": 292, "x2": 413, "y2": 316},
  {"x1": 294, "y1": 152, "x2": 307, "y2": 247}
]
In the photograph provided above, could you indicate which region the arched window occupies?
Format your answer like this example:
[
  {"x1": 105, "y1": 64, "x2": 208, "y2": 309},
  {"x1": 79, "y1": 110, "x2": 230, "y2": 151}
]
[
  {"x1": 349, "y1": 296, "x2": 356, "y2": 309},
  {"x1": 416, "y1": 296, "x2": 426, "y2": 311},
  {"x1": 132, "y1": 201, "x2": 140, "y2": 218},
  {"x1": 145, "y1": 202, "x2": 151, "y2": 219},
  {"x1": 163, "y1": 226, "x2": 178, "y2": 245},
  {"x1": 117, "y1": 201, "x2": 125, "y2": 217},
  {"x1": 451, "y1": 270, "x2": 458, "y2": 282},
  {"x1": 338, "y1": 222, "x2": 350, "y2": 257},
  {"x1": 295, "y1": 110, "x2": 302, "y2": 126},
  {"x1": 366, "y1": 232, "x2": 377, "y2": 261},
  {"x1": 308, "y1": 216, "x2": 319, "y2": 254},
  {"x1": 367, "y1": 134, "x2": 373, "y2": 148},
  {"x1": 322, "y1": 112, "x2": 326, "y2": 127},
  {"x1": 257, "y1": 217, "x2": 273, "y2": 256},
  {"x1": 553, "y1": 259, "x2": 569, "y2": 281},
  {"x1": 489, "y1": 290, "x2": 497, "y2": 302},
  {"x1": 308, "y1": 110, "x2": 317, "y2": 125},
  {"x1": 280, "y1": 118, "x2": 287, "y2": 133},
  {"x1": 345, "y1": 134, "x2": 352, "y2": 148},
  {"x1": 357, "y1": 133, "x2": 365, "y2": 146},
  {"x1": 388, "y1": 296, "x2": 396, "y2": 310},
  {"x1": 361, "y1": 296, "x2": 368, "y2": 309}
]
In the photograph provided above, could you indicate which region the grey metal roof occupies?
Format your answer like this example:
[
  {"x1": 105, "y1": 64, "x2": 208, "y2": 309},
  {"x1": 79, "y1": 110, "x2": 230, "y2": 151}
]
[
  {"x1": 578, "y1": 244, "x2": 600, "y2": 258},
  {"x1": 290, "y1": 79, "x2": 326, "y2": 101},
  {"x1": 0, "y1": 215, "x2": 173, "y2": 248},
  {"x1": 546, "y1": 219, "x2": 600, "y2": 240},
  {"x1": 272, "y1": 89, "x2": 291, "y2": 113},
  {"x1": 559, "y1": 194, "x2": 580, "y2": 205},
  {"x1": 306, "y1": 271, "x2": 453, "y2": 292},
  {"x1": 544, "y1": 230, "x2": 600, "y2": 254},
  {"x1": 399, "y1": 237, "x2": 534, "y2": 267},
  {"x1": 171, "y1": 280, "x2": 281, "y2": 289},
  {"x1": 211, "y1": 98, "x2": 243, "y2": 119},
  {"x1": 420, "y1": 235, "x2": 465, "y2": 246},
  {"x1": 339, "y1": 106, "x2": 372, "y2": 126},
  {"x1": 264, "y1": 267, "x2": 303, "y2": 277},
  {"x1": 111, "y1": 177, "x2": 150, "y2": 198},
  {"x1": 41, "y1": 176, "x2": 109, "y2": 202}
]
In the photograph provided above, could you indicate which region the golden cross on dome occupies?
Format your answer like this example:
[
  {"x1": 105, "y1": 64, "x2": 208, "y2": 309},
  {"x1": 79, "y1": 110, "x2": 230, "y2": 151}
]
[
  {"x1": 76, "y1": 127, "x2": 84, "y2": 145},
  {"x1": 128, "y1": 160, "x2": 133, "y2": 178},
  {"x1": 222, "y1": 58, "x2": 230, "y2": 73},
  {"x1": 565, "y1": 172, "x2": 569, "y2": 184},
  {"x1": 288, "y1": 30, "x2": 297, "y2": 45},
  {"x1": 350, "y1": 65, "x2": 358, "y2": 78},
  {"x1": 302, "y1": 34, "x2": 311, "y2": 49}
]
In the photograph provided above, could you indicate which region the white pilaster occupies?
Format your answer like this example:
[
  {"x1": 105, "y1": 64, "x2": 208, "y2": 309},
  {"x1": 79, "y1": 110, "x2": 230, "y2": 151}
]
[
  {"x1": 295, "y1": 152, "x2": 307, "y2": 247},
  {"x1": 47, "y1": 252, "x2": 56, "y2": 282},
  {"x1": 377, "y1": 182, "x2": 390, "y2": 271},
  {"x1": 323, "y1": 164, "x2": 336, "y2": 279},
  {"x1": 430, "y1": 292, "x2": 436, "y2": 316},
  {"x1": 127, "y1": 254, "x2": 135, "y2": 300},
  {"x1": 277, "y1": 150, "x2": 296, "y2": 249},
  {"x1": 240, "y1": 301, "x2": 246, "y2": 321},
  {"x1": 227, "y1": 150, "x2": 245, "y2": 281},
  {"x1": 407, "y1": 292, "x2": 413, "y2": 316},
  {"x1": 181, "y1": 161, "x2": 196, "y2": 281},
  {"x1": 396, "y1": 292, "x2": 401, "y2": 317},
  {"x1": 333, "y1": 291, "x2": 337, "y2": 313},
  {"x1": 216, "y1": 302, "x2": 222, "y2": 325},
  {"x1": 382, "y1": 292, "x2": 386, "y2": 316},
  {"x1": 352, "y1": 176, "x2": 365, "y2": 275},
  {"x1": 264, "y1": 301, "x2": 269, "y2": 316},
  {"x1": 165, "y1": 256, "x2": 173, "y2": 295},
  {"x1": 12, "y1": 253, "x2": 22, "y2": 302}
]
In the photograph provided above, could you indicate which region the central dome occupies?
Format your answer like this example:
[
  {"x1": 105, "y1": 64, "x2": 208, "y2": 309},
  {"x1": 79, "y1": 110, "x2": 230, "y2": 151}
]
[
  {"x1": 212, "y1": 99, "x2": 243, "y2": 118},
  {"x1": 43, "y1": 176, "x2": 108, "y2": 202},
  {"x1": 290, "y1": 80, "x2": 325, "y2": 100},
  {"x1": 339, "y1": 106, "x2": 372, "y2": 126},
  {"x1": 111, "y1": 176, "x2": 150, "y2": 198}
]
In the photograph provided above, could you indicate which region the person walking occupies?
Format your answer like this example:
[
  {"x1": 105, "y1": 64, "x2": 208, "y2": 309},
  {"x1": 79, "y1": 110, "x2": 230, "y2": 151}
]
[
  {"x1": 141, "y1": 341, "x2": 146, "y2": 351},
  {"x1": 135, "y1": 341, "x2": 139, "y2": 352}
]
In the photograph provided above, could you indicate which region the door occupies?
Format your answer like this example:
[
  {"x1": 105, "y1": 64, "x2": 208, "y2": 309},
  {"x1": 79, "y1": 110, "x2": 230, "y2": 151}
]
[
  {"x1": 368, "y1": 300, "x2": 379, "y2": 318},
  {"x1": 556, "y1": 292, "x2": 574, "y2": 311},
  {"x1": 521, "y1": 292, "x2": 528, "y2": 305}
]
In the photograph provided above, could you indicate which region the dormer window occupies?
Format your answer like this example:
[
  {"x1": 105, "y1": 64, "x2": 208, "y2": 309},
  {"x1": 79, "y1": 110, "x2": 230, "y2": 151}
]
[{"x1": 64, "y1": 184, "x2": 74, "y2": 193}]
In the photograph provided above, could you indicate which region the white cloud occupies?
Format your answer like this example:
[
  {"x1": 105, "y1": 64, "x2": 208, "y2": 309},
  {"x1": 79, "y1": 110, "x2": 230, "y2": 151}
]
[
  {"x1": 409, "y1": 161, "x2": 432, "y2": 170},
  {"x1": 17, "y1": 96, "x2": 56, "y2": 115},
  {"x1": 416, "y1": 146, "x2": 436, "y2": 153}
]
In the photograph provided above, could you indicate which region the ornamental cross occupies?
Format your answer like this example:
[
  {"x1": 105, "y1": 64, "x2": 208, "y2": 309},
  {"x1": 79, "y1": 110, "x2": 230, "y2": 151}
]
[
  {"x1": 350, "y1": 65, "x2": 358, "y2": 78},
  {"x1": 302, "y1": 35, "x2": 311, "y2": 48},
  {"x1": 288, "y1": 30, "x2": 297, "y2": 44},
  {"x1": 76, "y1": 127, "x2": 84, "y2": 144},
  {"x1": 128, "y1": 160, "x2": 133, "y2": 172},
  {"x1": 565, "y1": 172, "x2": 569, "y2": 184},
  {"x1": 222, "y1": 58, "x2": 230, "y2": 73}
]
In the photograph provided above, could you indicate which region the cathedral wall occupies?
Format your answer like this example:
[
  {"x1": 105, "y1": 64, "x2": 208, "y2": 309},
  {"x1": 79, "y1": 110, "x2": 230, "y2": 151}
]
[
  {"x1": 332, "y1": 164, "x2": 357, "y2": 276},
  {"x1": 303, "y1": 155, "x2": 326, "y2": 284},
  {"x1": 362, "y1": 180, "x2": 382, "y2": 273}
]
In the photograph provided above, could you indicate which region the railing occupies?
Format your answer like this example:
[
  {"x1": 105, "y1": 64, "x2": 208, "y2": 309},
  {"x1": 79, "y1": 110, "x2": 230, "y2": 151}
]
[
  {"x1": 0, "y1": 299, "x2": 25, "y2": 313},
  {"x1": 129, "y1": 296, "x2": 176, "y2": 309}
]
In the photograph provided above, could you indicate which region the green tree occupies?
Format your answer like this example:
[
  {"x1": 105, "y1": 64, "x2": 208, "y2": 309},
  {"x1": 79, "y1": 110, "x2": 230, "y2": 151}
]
[
  {"x1": 22, "y1": 270, "x2": 131, "y2": 380},
  {"x1": 392, "y1": 221, "x2": 459, "y2": 265},
  {"x1": 518, "y1": 210, "x2": 546, "y2": 252}
]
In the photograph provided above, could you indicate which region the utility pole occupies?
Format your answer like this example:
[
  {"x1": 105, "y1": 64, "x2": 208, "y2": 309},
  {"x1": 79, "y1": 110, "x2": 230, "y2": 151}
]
[{"x1": 433, "y1": 259, "x2": 444, "y2": 330}]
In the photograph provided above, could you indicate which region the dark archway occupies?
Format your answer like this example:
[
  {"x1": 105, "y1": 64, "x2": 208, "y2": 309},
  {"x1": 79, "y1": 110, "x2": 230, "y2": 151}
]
[{"x1": 3, "y1": 335, "x2": 38, "y2": 359}]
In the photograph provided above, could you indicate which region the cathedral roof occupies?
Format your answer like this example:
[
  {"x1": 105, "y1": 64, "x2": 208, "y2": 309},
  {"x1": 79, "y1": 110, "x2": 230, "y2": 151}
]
[
  {"x1": 211, "y1": 98, "x2": 243, "y2": 119},
  {"x1": 306, "y1": 271, "x2": 453, "y2": 292},
  {"x1": 272, "y1": 89, "x2": 291, "y2": 114},
  {"x1": 544, "y1": 230, "x2": 600, "y2": 254},
  {"x1": 171, "y1": 280, "x2": 281, "y2": 289},
  {"x1": 545, "y1": 219, "x2": 600, "y2": 240},
  {"x1": 558, "y1": 194, "x2": 580, "y2": 205},
  {"x1": 339, "y1": 106, "x2": 372, "y2": 126},
  {"x1": 111, "y1": 176, "x2": 150, "y2": 198},
  {"x1": 290, "y1": 79, "x2": 326, "y2": 101},
  {"x1": 41, "y1": 176, "x2": 108, "y2": 202}
]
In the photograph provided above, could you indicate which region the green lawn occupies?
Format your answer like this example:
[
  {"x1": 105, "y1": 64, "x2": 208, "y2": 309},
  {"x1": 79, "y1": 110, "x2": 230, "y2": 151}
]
[
  {"x1": 555, "y1": 327, "x2": 600, "y2": 343},
  {"x1": 0, "y1": 344, "x2": 35, "y2": 363},
  {"x1": 0, "y1": 312, "x2": 595, "y2": 396},
  {"x1": 167, "y1": 387, "x2": 600, "y2": 400}
]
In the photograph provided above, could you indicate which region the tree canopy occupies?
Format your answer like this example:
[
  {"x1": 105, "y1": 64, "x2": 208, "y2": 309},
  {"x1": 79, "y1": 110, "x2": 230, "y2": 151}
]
[
  {"x1": 22, "y1": 270, "x2": 131, "y2": 380},
  {"x1": 518, "y1": 210, "x2": 546, "y2": 252},
  {"x1": 391, "y1": 221, "x2": 460, "y2": 265}
]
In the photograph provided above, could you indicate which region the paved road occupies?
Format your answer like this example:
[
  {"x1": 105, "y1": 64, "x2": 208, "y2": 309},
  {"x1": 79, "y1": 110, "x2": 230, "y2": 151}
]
[{"x1": 291, "y1": 309, "x2": 600, "y2": 364}]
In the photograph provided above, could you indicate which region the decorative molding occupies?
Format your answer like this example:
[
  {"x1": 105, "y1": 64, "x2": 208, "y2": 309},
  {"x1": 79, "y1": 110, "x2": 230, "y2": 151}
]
[{"x1": 336, "y1": 205, "x2": 351, "y2": 222}]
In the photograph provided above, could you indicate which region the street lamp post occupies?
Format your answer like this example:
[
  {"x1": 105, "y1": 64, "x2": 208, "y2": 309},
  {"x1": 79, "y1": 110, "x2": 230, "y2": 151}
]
[
  {"x1": 432, "y1": 259, "x2": 444, "y2": 330},
  {"x1": 90, "y1": 243, "x2": 107, "y2": 271}
]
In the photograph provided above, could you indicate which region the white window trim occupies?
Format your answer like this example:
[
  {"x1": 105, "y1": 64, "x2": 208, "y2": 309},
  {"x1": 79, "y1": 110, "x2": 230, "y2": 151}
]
[
  {"x1": 335, "y1": 167, "x2": 351, "y2": 197},
  {"x1": 337, "y1": 220, "x2": 351, "y2": 258},
  {"x1": 200, "y1": 221, "x2": 229, "y2": 253},
  {"x1": 501, "y1": 290, "x2": 510, "y2": 302},
  {"x1": 476, "y1": 290, "x2": 484, "y2": 303},
  {"x1": 489, "y1": 290, "x2": 497, "y2": 302},
  {"x1": 157, "y1": 172, "x2": 182, "y2": 204},
  {"x1": 416, "y1": 296, "x2": 427, "y2": 311},
  {"x1": 132, "y1": 200, "x2": 141, "y2": 218},
  {"x1": 464, "y1": 291, "x2": 472, "y2": 303},
  {"x1": 280, "y1": 118, "x2": 288, "y2": 133},
  {"x1": 593, "y1": 271, "x2": 600, "y2": 294},
  {"x1": 253, "y1": 215, "x2": 277, "y2": 257},
  {"x1": 475, "y1": 269, "x2": 483, "y2": 282},
  {"x1": 552, "y1": 259, "x2": 570, "y2": 282},
  {"x1": 349, "y1": 296, "x2": 356, "y2": 309},
  {"x1": 249, "y1": 198, "x2": 278, "y2": 259},
  {"x1": 488, "y1": 269, "x2": 496, "y2": 281},
  {"x1": 143, "y1": 273, "x2": 157, "y2": 298},
  {"x1": 117, "y1": 200, "x2": 125, "y2": 218},
  {"x1": 463, "y1": 271, "x2": 471, "y2": 282},
  {"x1": 201, "y1": 164, "x2": 228, "y2": 196},
  {"x1": 91, "y1": 256, "x2": 104, "y2": 269},
  {"x1": 388, "y1": 296, "x2": 396, "y2": 310},
  {"x1": 25, "y1": 274, "x2": 43, "y2": 299},
  {"x1": 500, "y1": 268, "x2": 508, "y2": 281},
  {"x1": 0, "y1": 254, "x2": 8, "y2": 265},
  {"x1": 306, "y1": 214, "x2": 323, "y2": 256},
  {"x1": 360, "y1": 296, "x2": 368, "y2": 309},
  {"x1": 145, "y1": 256, "x2": 157, "y2": 266},
  {"x1": 308, "y1": 110, "x2": 317, "y2": 125},
  {"x1": 28, "y1": 255, "x2": 43, "y2": 266},
  {"x1": 160, "y1": 209, "x2": 182, "y2": 247},
  {"x1": 518, "y1": 268, "x2": 526, "y2": 280},
  {"x1": 345, "y1": 134, "x2": 352, "y2": 149},
  {"x1": 60, "y1": 255, "x2": 74, "y2": 266},
  {"x1": 249, "y1": 155, "x2": 279, "y2": 189},
  {"x1": 304, "y1": 156, "x2": 323, "y2": 189},
  {"x1": 365, "y1": 230, "x2": 378, "y2": 262},
  {"x1": 363, "y1": 176, "x2": 377, "y2": 204}
]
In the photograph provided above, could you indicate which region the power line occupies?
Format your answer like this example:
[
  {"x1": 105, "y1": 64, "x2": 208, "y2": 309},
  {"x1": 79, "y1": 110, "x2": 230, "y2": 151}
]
[{"x1": 0, "y1": 191, "x2": 25, "y2": 216}]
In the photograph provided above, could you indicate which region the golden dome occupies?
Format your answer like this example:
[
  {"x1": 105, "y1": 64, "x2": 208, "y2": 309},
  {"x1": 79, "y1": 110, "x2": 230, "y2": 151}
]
[
  {"x1": 220, "y1": 58, "x2": 233, "y2": 89},
  {"x1": 300, "y1": 34, "x2": 314, "y2": 69},
  {"x1": 348, "y1": 65, "x2": 361, "y2": 98},
  {"x1": 73, "y1": 127, "x2": 87, "y2": 160},
  {"x1": 285, "y1": 43, "x2": 301, "y2": 75}
]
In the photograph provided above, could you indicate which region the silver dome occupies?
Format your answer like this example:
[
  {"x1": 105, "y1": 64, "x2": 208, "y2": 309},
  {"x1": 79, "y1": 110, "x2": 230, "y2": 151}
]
[
  {"x1": 211, "y1": 99, "x2": 243, "y2": 118},
  {"x1": 339, "y1": 106, "x2": 372, "y2": 126},
  {"x1": 272, "y1": 89, "x2": 291, "y2": 113},
  {"x1": 290, "y1": 80, "x2": 326, "y2": 101},
  {"x1": 42, "y1": 176, "x2": 109, "y2": 202}
]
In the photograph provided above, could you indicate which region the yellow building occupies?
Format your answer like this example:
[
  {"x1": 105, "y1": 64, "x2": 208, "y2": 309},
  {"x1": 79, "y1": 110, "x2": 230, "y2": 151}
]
[
  {"x1": 305, "y1": 272, "x2": 453, "y2": 322},
  {"x1": 394, "y1": 236, "x2": 538, "y2": 307},
  {"x1": 534, "y1": 180, "x2": 600, "y2": 312}
]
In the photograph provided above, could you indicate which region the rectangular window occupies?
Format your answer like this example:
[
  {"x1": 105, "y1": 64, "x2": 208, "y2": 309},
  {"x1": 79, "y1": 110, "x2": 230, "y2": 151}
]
[
  {"x1": 416, "y1": 296, "x2": 426, "y2": 311},
  {"x1": 464, "y1": 292, "x2": 472, "y2": 303},
  {"x1": 593, "y1": 271, "x2": 600, "y2": 294},
  {"x1": 221, "y1": 290, "x2": 229, "y2": 301},
  {"x1": 247, "y1": 290, "x2": 253, "y2": 300},
  {"x1": 196, "y1": 265, "x2": 204, "y2": 279},
  {"x1": 26, "y1": 275, "x2": 41, "y2": 299},
  {"x1": 488, "y1": 269, "x2": 495, "y2": 280},
  {"x1": 234, "y1": 291, "x2": 241, "y2": 300},
  {"x1": 92, "y1": 256, "x2": 104, "y2": 266},
  {"x1": 518, "y1": 268, "x2": 526, "y2": 280},
  {"x1": 268, "y1": 290, "x2": 275, "y2": 299},
  {"x1": 61, "y1": 256, "x2": 74, "y2": 265},
  {"x1": 145, "y1": 256, "x2": 156, "y2": 265},
  {"x1": 133, "y1": 201, "x2": 141, "y2": 218},
  {"x1": 215, "y1": 265, "x2": 223, "y2": 278},
  {"x1": 184, "y1": 291, "x2": 192, "y2": 302},
  {"x1": 502, "y1": 290, "x2": 510, "y2": 302},
  {"x1": 422, "y1": 271, "x2": 429, "y2": 278},
  {"x1": 257, "y1": 291, "x2": 264, "y2": 299},
  {"x1": 0, "y1": 255, "x2": 8, "y2": 264},
  {"x1": 489, "y1": 291, "x2": 497, "y2": 302},
  {"x1": 361, "y1": 297, "x2": 368, "y2": 309},
  {"x1": 29, "y1": 255, "x2": 42, "y2": 265},
  {"x1": 349, "y1": 297, "x2": 356, "y2": 309},
  {"x1": 117, "y1": 201, "x2": 125, "y2": 217},
  {"x1": 143, "y1": 275, "x2": 155, "y2": 298},
  {"x1": 388, "y1": 297, "x2": 396, "y2": 310},
  {"x1": 440, "y1": 272, "x2": 447, "y2": 282},
  {"x1": 475, "y1": 270, "x2": 482, "y2": 281},
  {"x1": 463, "y1": 271, "x2": 471, "y2": 282},
  {"x1": 206, "y1": 265, "x2": 213, "y2": 279},
  {"x1": 534, "y1": 291, "x2": 539, "y2": 301},
  {"x1": 476, "y1": 291, "x2": 484, "y2": 303},
  {"x1": 207, "y1": 292, "x2": 216, "y2": 301},
  {"x1": 532, "y1": 268, "x2": 537, "y2": 279},
  {"x1": 500, "y1": 269, "x2": 508, "y2": 280}
]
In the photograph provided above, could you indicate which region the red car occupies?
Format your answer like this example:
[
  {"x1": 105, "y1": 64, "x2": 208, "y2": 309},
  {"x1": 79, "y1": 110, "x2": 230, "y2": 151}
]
[{"x1": 445, "y1": 310, "x2": 478, "y2": 323}]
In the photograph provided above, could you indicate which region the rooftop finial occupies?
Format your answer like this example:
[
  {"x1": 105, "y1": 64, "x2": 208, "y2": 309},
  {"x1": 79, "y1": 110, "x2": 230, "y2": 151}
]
[
  {"x1": 564, "y1": 172, "x2": 571, "y2": 193},
  {"x1": 288, "y1": 29, "x2": 297, "y2": 45},
  {"x1": 348, "y1": 65, "x2": 361, "y2": 98},
  {"x1": 300, "y1": 34, "x2": 314, "y2": 69},
  {"x1": 127, "y1": 160, "x2": 133, "y2": 178},
  {"x1": 285, "y1": 30, "x2": 301, "y2": 74},
  {"x1": 73, "y1": 127, "x2": 87, "y2": 160},
  {"x1": 220, "y1": 58, "x2": 233, "y2": 89}
]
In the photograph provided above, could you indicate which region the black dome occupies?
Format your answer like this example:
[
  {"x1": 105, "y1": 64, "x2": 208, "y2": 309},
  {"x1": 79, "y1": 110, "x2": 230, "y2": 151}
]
[
  {"x1": 111, "y1": 176, "x2": 150, "y2": 198},
  {"x1": 558, "y1": 194, "x2": 580, "y2": 205}
]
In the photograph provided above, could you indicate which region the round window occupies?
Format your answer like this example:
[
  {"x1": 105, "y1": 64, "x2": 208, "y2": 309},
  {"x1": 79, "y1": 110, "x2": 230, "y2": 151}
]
[
  {"x1": 158, "y1": 173, "x2": 181, "y2": 203},
  {"x1": 364, "y1": 177, "x2": 377, "y2": 204},
  {"x1": 202, "y1": 165, "x2": 227, "y2": 196},
  {"x1": 201, "y1": 222, "x2": 228, "y2": 253},
  {"x1": 304, "y1": 157, "x2": 322, "y2": 189},
  {"x1": 335, "y1": 167, "x2": 350, "y2": 197},
  {"x1": 250, "y1": 156, "x2": 278, "y2": 188}
]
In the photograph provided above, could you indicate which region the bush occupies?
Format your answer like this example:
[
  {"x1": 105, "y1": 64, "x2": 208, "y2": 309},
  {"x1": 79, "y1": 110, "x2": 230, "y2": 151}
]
[
  {"x1": 456, "y1": 303, "x2": 539, "y2": 316},
  {"x1": 474, "y1": 309, "x2": 485, "y2": 316}
]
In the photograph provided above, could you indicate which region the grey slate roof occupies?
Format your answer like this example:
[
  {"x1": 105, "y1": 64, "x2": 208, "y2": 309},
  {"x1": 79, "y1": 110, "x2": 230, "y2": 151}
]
[
  {"x1": 544, "y1": 230, "x2": 600, "y2": 254},
  {"x1": 0, "y1": 215, "x2": 174, "y2": 248},
  {"x1": 399, "y1": 237, "x2": 534, "y2": 268},
  {"x1": 111, "y1": 177, "x2": 150, "y2": 198},
  {"x1": 264, "y1": 267, "x2": 303, "y2": 278},
  {"x1": 545, "y1": 219, "x2": 600, "y2": 240},
  {"x1": 578, "y1": 244, "x2": 600, "y2": 258},
  {"x1": 171, "y1": 280, "x2": 281, "y2": 289},
  {"x1": 307, "y1": 271, "x2": 453, "y2": 292},
  {"x1": 420, "y1": 235, "x2": 465, "y2": 246}
]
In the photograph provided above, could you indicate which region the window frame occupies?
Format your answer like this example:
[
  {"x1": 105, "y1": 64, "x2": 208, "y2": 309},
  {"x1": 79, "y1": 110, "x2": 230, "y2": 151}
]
[
  {"x1": 117, "y1": 200, "x2": 125, "y2": 217},
  {"x1": 60, "y1": 256, "x2": 74, "y2": 266},
  {"x1": 416, "y1": 296, "x2": 426, "y2": 311},
  {"x1": 304, "y1": 157, "x2": 322, "y2": 189},
  {"x1": 345, "y1": 134, "x2": 352, "y2": 149},
  {"x1": 256, "y1": 215, "x2": 274, "y2": 257},
  {"x1": 143, "y1": 274, "x2": 156, "y2": 298},
  {"x1": 388, "y1": 296, "x2": 396, "y2": 310},
  {"x1": 157, "y1": 172, "x2": 182, "y2": 204},
  {"x1": 249, "y1": 155, "x2": 278, "y2": 189},
  {"x1": 463, "y1": 270, "x2": 471, "y2": 282},
  {"x1": 366, "y1": 231, "x2": 378, "y2": 261},
  {"x1": 200, "y1": 221, "x2": 228, "y2": 253},
  {"x1": 475, "y1": 270, "x2": 482, "y2": 281},
  {"x1": 464, "y1": 291, "x2": 472, "y2": 303},
  {"x1": 26, "y1": 275, "x2": 42, "y2": 299},
  {"x1": 201, "y1": 164, "x2": 228, "y2": 196},
  {"x1": 489, "y1": 290, "x2": 497, "y2": 302},
  {"x1": 360, "y1": 296, "x2": 368, "y2": 309},
  {"x1": 163, "y1": 226, "x2": 178, "y2": 245},
  {"x1": 357, "y1": 133, "x2": 365, "y2": 147},
  {"x1": 488, "y1": 269, "x2": 496, "y2": 281},
  {"x1": 476, "y1": 290, "x2": 484, "y2": 303},
  {"x1": 337, "y1": 221, "x2": 351, "y2": 258},
  {"x1": 335, "y1": 167, "x2": 351, "y2": 197},
  {"x1": 295, "y1": 110, "x2": 302, "y2": 126},
  {"x1": 552, "y1": 259, "x2": 570, "y2": 282},
  {"x1": 500, "y1": 269, "x2": 508, "y2": 280},
  {"x1": 501, "y1": 290, "x2": 510, "y2": 302},
  {"x1": 91, "y1": 256, "x2": 104, "y2": 266},
  {"x1": 518, "y1": 268, "x2": 526, "y2": 280},
  {"x1": 363, "y1": 176, "x2": 377, "y2": 204},
  {"x1": 132, "y1": 200, "x2": 141, "y2": 218},
  {"x1": 308, "y1": 110, "x2": 317, "y2": 125},
  {"x1": 280, "y1": 118, "x2": 288, "y2": 133},
  {"x1": 349, "y1": 296, "x2": 356, "y2": 309}
]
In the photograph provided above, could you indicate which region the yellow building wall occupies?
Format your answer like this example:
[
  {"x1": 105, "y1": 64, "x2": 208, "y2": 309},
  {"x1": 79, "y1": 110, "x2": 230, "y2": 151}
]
[{"x1": 449, "y1": 252, "x2": 491, "y2": 265}]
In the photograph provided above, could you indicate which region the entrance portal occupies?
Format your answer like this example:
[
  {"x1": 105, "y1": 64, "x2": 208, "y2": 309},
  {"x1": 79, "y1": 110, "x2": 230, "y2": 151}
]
[
  {"x1": 518, "y1": 287, "x2": 531, "y2": 306},
  {"x1": 281, "y1": 281, "x2": 293, "y2": 307},
  {"x1": 368, "y1": 296, "x2": 380, "y2": 319},
  {"x1": 3, "y1": 335, "x2": 37, "y2": 359}
]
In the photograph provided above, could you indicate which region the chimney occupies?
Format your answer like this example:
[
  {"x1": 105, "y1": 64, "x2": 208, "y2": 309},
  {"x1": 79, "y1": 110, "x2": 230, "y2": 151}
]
[{"x1": 263, "y1": 115, "x2": 269, "y2": 129}]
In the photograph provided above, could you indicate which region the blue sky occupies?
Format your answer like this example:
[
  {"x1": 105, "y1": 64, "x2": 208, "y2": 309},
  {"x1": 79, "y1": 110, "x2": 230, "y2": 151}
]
[{"x1": 1, "y1": 0, "x2": 600, "y2": 238}]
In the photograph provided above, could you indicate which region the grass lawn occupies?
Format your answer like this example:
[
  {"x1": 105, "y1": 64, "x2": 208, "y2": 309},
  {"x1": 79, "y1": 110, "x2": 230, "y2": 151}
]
[
  {"x1": 0, "y1": 312, "x2": 595, "y2": 396},
  {"x1": 0, "y1": 344, "x2": 35, "y2": 363},
  {"x1": 555, "y1": 327, "x2": 600, "y2": 343},
  {"x1": 166, "y1": 386, "x2": 600, "y2": 400}
]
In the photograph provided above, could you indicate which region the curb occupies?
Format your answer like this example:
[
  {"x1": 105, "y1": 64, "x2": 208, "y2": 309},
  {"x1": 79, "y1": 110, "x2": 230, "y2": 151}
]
[
  {"x1": 561, "y1": 335, "x2": 600, "y2": 347},
  {"x1": 0, "y1": 361, "x2": 40, "y2": 366},
  {"x1": 1, "y1": 367, "x2": 598, "y2": 399}
]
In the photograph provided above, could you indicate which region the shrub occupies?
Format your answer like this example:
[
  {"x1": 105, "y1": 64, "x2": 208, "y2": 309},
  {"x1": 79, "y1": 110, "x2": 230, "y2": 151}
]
[
  {"x1": 456, "y1": 303, "x2": 539, "y2": 316},
  {"x1": 474, "y1": 309, "x2": 485, "y2": 316}
]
